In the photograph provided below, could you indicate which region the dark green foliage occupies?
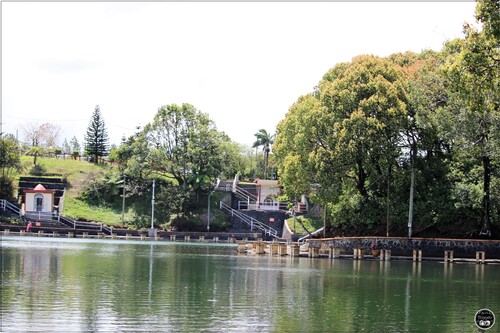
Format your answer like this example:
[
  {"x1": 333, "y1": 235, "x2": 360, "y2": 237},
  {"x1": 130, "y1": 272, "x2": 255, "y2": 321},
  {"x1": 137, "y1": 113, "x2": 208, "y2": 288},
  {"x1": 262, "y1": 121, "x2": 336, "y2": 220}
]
[
  {"x1": 0, "y1": 176, "x2": 16, "y2": 201},
  {"x1": 0, "y1": 134, "x2": 23, "y2": 199},
  {"x1": 71, "y1": 150, "x2": 80, "y2": 160},
  {"x1": 275, "y1": 27, "x2": 499, "y2": 238},
  {"x1": 29, "y1": 164, "x2": 47, "y2": 176},
  {"x1": 84, "y1": 105, "x2": 109, "y2": 163}
]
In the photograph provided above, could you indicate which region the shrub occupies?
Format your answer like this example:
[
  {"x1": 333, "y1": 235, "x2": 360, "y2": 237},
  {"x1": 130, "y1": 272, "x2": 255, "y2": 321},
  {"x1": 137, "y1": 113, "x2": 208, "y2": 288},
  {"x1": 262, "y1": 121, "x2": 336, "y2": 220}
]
[{"x1": 29, "y1": 164, "x2": 47, "y2": 176}]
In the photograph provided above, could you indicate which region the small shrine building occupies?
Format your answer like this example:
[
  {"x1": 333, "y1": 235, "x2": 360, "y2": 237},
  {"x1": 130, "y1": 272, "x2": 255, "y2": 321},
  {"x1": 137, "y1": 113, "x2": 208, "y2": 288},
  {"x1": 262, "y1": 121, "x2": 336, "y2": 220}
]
[{"x1": 23, "y1": 184, "x2": 55, "y2": 214}]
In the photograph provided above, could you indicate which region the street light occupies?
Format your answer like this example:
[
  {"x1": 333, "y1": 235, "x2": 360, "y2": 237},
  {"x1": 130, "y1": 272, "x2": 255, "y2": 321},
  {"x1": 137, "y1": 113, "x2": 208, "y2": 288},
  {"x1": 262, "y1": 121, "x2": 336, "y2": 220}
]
[
  {"x1": 149, "y1": 179, "x2": 156, "y2": 237},
  {"x1": 207, "y1": 178, "x2": 220, "y2": 232}
]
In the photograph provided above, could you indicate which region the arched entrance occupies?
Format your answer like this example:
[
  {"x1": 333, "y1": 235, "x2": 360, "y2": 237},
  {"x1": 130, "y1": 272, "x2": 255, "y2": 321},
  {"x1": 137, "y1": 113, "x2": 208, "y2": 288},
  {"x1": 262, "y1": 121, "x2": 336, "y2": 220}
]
[{"x1": 34, "y1": 193, "x2": 43, "y2": 212}]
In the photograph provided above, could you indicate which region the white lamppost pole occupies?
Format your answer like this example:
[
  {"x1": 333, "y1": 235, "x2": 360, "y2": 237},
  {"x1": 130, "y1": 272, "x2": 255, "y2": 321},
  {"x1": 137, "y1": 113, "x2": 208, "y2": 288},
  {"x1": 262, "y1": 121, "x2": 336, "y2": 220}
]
[
  {"x1": 151, "y1": 179, "x2": 155, "y2": 230},
  {"x1": 207, "y1": 178, "x2": 220, "y2": 232}
]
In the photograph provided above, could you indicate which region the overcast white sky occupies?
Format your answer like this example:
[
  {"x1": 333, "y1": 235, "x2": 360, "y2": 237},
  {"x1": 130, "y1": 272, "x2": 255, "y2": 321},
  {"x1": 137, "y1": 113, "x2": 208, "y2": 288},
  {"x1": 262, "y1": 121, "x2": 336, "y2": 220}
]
[{"x1": 2, "y1": 2, "x2": 477, "y2": 147}]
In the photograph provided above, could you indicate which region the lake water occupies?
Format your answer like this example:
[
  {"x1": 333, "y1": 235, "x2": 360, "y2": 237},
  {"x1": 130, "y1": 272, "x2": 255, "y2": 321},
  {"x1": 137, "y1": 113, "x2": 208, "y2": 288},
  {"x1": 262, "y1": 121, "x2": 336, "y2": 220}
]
[{"x1": 1, "y1": 236, "x2": 499, "y2": 332}]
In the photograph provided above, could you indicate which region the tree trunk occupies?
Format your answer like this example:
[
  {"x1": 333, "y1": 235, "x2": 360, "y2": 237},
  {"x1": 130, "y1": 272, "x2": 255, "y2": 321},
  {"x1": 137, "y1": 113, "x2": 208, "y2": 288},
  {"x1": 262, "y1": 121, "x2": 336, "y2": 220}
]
[
  {"x1": 264, "y1": 151, "x2": 268, "y2": 179},
  {"x1": 356, "y1": 159, "x2": 368, "y2": 197},
  {"x1": 480, "y1": 155, "x2": 491, "y2": 237}
]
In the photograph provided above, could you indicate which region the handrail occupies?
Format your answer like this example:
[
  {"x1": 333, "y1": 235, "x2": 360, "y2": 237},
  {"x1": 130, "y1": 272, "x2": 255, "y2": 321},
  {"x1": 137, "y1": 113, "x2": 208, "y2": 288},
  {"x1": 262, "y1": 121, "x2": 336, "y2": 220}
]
[
  {"x1": 1, "y1": 199, "x2": 113, "y2": 234},
  {"x1": 298, "y1": 227, "x2": 324, "y2": 243},
  {"x1": 237, "y1": 200, "x2": 289, "y2": 211},
  {"x1": 1, "y1": 199, "x2": 22, "y2": 217},
  {"x1": 220, "y1": 202, "x2": 278, "y2": 238},
  {"x1": 233, "y1": 186, "x2": 258, "y2": 202}
]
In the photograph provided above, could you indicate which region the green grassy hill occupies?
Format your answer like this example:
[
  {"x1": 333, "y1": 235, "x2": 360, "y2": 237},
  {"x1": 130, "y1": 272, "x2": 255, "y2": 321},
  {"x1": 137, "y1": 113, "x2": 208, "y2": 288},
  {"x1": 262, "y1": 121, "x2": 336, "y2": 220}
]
[
  {"x1": 15, "y1": 157, "x2": 230, "y2": 230},
  {"x1": 17, "y1": 156, "x2": 132, "y2": 226}
]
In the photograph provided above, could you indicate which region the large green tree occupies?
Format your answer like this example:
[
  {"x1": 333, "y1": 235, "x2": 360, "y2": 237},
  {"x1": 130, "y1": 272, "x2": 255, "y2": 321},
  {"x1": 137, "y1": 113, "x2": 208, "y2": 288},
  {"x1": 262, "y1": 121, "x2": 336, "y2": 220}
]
[
  {"x1": 444, "y1": 16, "x2": 499, "y2": 236},
  {"x1": 0, "y1": 134, "x2": 22, "y2": 199},
  {"x1": 275, "y1": 55, "x2": 409, "y2": 228},
  {"x1": 84, "y1": 105, "x2": 109, "y2": 163},
  {"x1": 147, "y1": 103, "x2": 225, "y2": 214}
]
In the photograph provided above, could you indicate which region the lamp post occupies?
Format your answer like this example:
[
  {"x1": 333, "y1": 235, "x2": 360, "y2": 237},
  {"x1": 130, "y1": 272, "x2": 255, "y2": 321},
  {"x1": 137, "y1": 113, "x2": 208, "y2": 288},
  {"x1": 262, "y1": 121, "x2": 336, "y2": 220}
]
[
  {"x1": 149, "y1": 179, "x2": 156, "y2": 237},
  {"x1": 121, "y1": 174, "x2": 126, "y2": 225},
  {"x1": 207, "y1": 178, "x2": 220, "y2": 232}
]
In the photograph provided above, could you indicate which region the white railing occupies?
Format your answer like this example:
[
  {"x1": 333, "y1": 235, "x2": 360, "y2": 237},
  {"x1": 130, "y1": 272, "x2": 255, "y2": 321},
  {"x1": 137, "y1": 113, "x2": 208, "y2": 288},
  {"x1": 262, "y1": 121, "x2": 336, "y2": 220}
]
[
  {"x1": 59, "y1": 215, "x2": 112, "y2": 234},
  {"x1": 220, "y1": 201, "x2": 278, "y2": 238},
  {"x1": 1, "y1": 199, "x2": 112, "y2": 235},
  {"x1": 297, "y1": 227, "x2": 324, "y2": 243},
  {"x1": 234, "y1": 186, "x2": 258, "y2": 202},
  {"x1": 1, "y1": 199, "x2": 22, "y2": 217},
  {"x1": 237, "y1": 200, "x2": 290, "y2": 211},
  {"x1": 24, "y1": 211, "x2": 55, "y2": 221}
]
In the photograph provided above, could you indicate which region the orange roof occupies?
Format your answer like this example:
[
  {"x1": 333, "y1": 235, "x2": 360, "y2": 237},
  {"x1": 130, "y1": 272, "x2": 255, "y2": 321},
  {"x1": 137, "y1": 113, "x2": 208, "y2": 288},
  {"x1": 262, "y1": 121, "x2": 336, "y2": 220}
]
[
  {"x1": 34, "y1": 184, "x2": 47, "y2": 191},
  {"x1": 24, "y1": 184, "x2": 55, "y2": 194}
]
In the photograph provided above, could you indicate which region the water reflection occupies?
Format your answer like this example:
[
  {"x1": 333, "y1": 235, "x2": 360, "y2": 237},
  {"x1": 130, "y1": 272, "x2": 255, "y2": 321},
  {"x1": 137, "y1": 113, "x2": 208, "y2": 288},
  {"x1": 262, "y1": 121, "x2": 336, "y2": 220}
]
[{"x1": 1, "y1": 236, "x2": 500, "y2": 332}]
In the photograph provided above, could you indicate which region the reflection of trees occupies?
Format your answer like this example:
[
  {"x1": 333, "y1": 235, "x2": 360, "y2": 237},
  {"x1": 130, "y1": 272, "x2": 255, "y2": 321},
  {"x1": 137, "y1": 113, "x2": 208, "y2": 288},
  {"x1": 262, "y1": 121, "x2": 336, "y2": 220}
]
[{"x1": 2, "y1": 242, "x2": 500, "y2": 332}]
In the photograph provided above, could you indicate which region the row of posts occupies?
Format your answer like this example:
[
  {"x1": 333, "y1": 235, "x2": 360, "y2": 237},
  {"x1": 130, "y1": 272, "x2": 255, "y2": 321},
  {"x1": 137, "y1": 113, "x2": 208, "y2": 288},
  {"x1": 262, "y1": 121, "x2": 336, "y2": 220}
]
[
  {"x1": 237, "y1": 241, "x2": 301, "y2": 256},
  {"x1": 2, "y1": 230, "x2": 491, "y2": 264},
  {"x1": 235, "y1": 240, "x2": 489, "y2": 264},
  {"x1": 4, "y1": 229, "x2": 237, "y2": 243}
]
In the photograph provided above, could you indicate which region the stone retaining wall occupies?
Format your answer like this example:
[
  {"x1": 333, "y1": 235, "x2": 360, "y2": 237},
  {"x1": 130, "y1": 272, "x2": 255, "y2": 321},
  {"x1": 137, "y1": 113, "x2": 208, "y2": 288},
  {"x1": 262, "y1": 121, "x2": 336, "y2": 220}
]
[{"x1": 307, "y1": 237, "x2": 500, "y2": 259}]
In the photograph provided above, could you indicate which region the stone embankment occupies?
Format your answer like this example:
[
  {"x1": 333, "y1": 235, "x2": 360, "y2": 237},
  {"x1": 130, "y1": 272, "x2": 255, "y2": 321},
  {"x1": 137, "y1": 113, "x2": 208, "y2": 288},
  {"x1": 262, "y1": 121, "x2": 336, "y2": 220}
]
[
  {"x1": 307, "y1": 236, "x2": 500, "y2": 261},
  {"x1": 0, "y1": 224, "x2": 264, "y2": 242}
]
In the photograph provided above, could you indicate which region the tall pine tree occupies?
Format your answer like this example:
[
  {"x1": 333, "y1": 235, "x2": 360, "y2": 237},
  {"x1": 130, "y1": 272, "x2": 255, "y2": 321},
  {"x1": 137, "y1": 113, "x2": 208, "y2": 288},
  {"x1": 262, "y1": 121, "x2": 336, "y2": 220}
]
[{"x1": 84, "y1": 105, "x2": 109, "y2": 163}]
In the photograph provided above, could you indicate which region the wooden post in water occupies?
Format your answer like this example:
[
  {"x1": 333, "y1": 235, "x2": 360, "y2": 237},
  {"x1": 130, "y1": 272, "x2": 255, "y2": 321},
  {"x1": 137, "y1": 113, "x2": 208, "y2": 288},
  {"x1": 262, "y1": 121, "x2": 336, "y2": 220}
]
[
  {"x1": 255, "y1": 242, "x2": 265, "y2": 254},
  {"x1": 278, "y1": 243, "x2": 287, "y2": 256},
  {"x1": 476, "y1": 251, "x2": 486, "y2": 264},
  {"x1": 380, "y1": 250, "x2": 392, "y2": 261},
  {"x1": 237, "y1": 242, "x2": 247, "y2": 253},
  {"x1": 382, "y1": 250, "x2": 391, "y2": 261},
  {"x1": 329, "y1": 248, "x2": 341, "y2": 259},
  {"x1": 308, "y1": 247, "x2": 319, "y2": 258},
  {"x1": 287, "y1": 244, "x2": 299, "y2": 257},
  {"x1": 353, "y1": 248, "x2": 363, "y2": 259},
  {"x1": 412, "y1": 250, "x2": 423, "y2": 262},
  {"x1": 269, "y1": 243, "x2": 279, "y2": 256},
  {"x1": 444, "y1": 250, "x2": 453, "y2": 263}
]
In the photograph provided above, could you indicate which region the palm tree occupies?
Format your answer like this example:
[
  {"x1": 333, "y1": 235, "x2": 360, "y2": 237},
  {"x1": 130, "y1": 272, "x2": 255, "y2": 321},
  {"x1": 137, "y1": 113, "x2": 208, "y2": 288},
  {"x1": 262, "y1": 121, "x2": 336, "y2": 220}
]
[{"x1": 252, "y1": 129, "x2": 275, "y2": 179}]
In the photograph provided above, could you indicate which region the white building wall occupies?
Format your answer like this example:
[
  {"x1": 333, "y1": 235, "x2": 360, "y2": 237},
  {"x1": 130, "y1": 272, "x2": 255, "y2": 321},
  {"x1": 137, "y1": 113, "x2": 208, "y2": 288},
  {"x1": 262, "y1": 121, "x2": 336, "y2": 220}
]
[{"x1": 25, "y1": 192, "x2": 53, "y2": 212}]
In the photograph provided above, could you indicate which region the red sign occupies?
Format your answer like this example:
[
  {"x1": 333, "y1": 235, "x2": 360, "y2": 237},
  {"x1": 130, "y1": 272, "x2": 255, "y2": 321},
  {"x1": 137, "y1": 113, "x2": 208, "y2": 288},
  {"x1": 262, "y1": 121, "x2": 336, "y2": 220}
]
[{"x1": 269, "y1": 218, "x2": 275, "y2": 222}]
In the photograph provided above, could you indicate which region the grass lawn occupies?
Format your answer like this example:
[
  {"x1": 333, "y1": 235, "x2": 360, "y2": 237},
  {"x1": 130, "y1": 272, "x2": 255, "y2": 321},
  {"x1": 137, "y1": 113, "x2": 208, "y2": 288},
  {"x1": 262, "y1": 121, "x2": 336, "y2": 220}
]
[
  {"x1": 17, "y1": 157, "x2": 129, "y2": 225},
  {"x1": 15, "y1": 156, "x2": 230, "y2": 229},
  {"x1": 63, "y1": 196, "x2": 133, "y2": 227},
  {"x1": 287, "y1": 215, "x2": 323, "y2": 235}
]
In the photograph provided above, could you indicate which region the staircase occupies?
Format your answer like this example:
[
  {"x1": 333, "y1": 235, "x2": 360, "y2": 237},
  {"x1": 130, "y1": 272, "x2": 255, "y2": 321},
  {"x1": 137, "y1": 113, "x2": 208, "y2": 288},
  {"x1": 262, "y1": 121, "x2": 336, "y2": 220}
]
[
  {"x1": 59, "y1": 215, "x2": 112, "y2": 235},
  {"x1": 1, "y1": 199, "x2": 22, "y2": 217},
  {"x1": 1, "y1": 199, "x2": 112, "y2": 235},
  {"x1": 220, "y1": 201, "x2": 278, "y2": 238}
]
